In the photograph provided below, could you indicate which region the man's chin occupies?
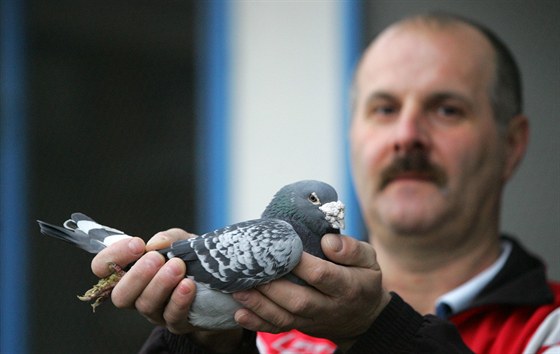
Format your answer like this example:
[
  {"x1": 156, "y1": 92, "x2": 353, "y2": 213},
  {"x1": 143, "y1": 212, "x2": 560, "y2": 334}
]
[
  {"x1": 376, "y1": 197, "x2": 446, "y2": 233},
  {"x1": 389, "y1": 221, "x2": 434, "y2": 236}
]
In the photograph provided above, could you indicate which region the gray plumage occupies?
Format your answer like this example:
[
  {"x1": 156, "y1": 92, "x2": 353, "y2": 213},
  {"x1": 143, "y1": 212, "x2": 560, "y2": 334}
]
[
  {"x1": 37, "y1": 180, "x2": 345, "y2": 329},
  {"x1": 164, "y1": 219, "x2": 303, "y2": 293}
]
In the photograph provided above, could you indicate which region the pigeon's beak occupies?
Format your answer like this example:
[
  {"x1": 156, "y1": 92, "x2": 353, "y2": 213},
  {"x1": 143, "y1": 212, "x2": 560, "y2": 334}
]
[{"x1": 319, "y1": 201, "x2": 345, "y2": 230}]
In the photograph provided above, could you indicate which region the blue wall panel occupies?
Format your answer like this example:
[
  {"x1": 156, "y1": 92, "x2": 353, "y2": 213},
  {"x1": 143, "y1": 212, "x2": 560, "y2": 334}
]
[
  {"x1": 1, "y1": 0, "x2": 29, "y2": 352},
  {"x1": 196, "y1": 0, "x2": 231, "y2": 232},
  {"x1": 342, "y1": 0, "x2": 367, "y2": 240}
]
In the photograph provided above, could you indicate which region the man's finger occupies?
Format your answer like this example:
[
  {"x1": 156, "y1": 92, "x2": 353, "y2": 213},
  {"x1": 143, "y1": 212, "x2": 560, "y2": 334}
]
[
  {"x1": 233, "y1": 289, "x2": 295, "y2": 333},
  {"x1": 91, "y1": 237, "x2": 145, "y2": 277},
  {"x1": 146, "y1": 228, "x2": 196, "y2": 251},
  {"x1": 164, "y1": 278, "x2": 198, "y2": 334},
  {"x1": 291, "y1": 253, "x2": 351, "y2": 298},
  {"x1": 234, "y1": 308, "x2": 279, "y2": 334},
  {"x1": 134, "y1": 257, "x2": 187, "y2": 323},
  {"x1": 111, "y1": 251, "x2": 166, "y2": 309},
  {"x1": 321, "y1": 234, "x2": 380, "y2": 269},
  {"x1": 257, "y1": 277, "x2": 326, "y2": 319}
]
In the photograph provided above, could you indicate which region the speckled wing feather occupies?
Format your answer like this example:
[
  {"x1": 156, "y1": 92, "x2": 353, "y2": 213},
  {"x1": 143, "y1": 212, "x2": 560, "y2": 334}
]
[{"x1": 163, "y1": 219, "x2": 304, "y2": 293}]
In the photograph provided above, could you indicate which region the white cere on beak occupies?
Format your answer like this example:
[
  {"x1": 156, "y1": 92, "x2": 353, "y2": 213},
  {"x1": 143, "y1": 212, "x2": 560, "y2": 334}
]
[{"x1": 319, "y1": 201, "x2": 345, "y2": 230}]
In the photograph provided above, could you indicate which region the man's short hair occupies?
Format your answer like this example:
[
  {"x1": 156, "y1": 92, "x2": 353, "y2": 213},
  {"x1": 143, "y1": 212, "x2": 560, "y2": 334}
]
[{"x1": 409, "y1": 12, "x2": 523, "y2": 128}]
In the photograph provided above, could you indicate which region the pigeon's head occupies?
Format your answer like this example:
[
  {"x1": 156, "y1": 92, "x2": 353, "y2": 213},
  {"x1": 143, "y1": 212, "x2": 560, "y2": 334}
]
[{"x1": 262, "y1": 180, "x2": 345, "y2": 245}]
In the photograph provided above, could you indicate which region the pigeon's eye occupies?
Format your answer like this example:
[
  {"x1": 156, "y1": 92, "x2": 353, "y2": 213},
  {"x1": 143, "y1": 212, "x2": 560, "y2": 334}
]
[{"x1": 308, "y1": 192, "x2": 321, "y2": 205}]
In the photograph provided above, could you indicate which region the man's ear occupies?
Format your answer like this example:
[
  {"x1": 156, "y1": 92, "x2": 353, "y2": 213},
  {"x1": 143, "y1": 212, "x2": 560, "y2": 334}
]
[{"x1": 502, "y1": 114, "x2": 529, "y2": 181}]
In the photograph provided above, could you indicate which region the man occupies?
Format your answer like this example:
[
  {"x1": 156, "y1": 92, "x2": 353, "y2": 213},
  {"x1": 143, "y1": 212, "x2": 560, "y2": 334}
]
[{"x1": 91, "y1": 13, "x2": 560, "y2": 353}]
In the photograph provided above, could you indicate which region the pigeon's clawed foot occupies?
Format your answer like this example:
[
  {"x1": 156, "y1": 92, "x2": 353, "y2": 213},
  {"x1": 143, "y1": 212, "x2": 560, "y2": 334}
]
[{"x1": 77, "y1": 262, "x2": 126, "y2": 312}]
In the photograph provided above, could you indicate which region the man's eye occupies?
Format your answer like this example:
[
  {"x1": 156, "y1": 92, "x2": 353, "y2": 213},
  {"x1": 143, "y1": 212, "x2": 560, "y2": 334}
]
[
  {"x1": 368, "y1": 105, "x2": 397, "y2": 118},
  {"x1": 375, "y1": 106, "x2": 396, "y2": 115},
  {"x1": 437, "y1": 105, "x2": 464, "y2": 117},
  {"x1": 434, "y1": 105, "x2": 467, "y2": 123}
]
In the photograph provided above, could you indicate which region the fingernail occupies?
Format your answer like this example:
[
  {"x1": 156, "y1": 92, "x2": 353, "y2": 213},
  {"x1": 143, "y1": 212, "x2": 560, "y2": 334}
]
[
  {"x1": 325, "y1": 234, "x2": 342, "y2": 252},
  {"x1": 177, "y1": 279, "x2": 193, "y2": 295},
  {"x1": 142, "y1": 251, "x2": 165, "y2": 270},
  {"x1": 234, "y1": 310, "x2": 248, "y2": 324},
  {"x1": 128, "y1": 238, "x2": 145, "y2": 255},
  {"x1": 164, "y1": 258, "x2": 184, "y2": 277},
  {"x1": 146, "y1": 232, "x2": 168, "y2": 249}
]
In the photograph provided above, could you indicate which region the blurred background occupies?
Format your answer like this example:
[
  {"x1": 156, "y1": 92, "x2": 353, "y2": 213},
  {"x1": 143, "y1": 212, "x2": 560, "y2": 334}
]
[{"x1": 1, "y1": 1, "x2": 558, "y2": 353}]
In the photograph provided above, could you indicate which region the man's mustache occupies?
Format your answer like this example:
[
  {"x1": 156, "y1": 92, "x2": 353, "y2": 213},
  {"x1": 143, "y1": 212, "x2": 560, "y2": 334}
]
[{"x1": 380, "y1": 151, "x2": 447, "y2": 190}]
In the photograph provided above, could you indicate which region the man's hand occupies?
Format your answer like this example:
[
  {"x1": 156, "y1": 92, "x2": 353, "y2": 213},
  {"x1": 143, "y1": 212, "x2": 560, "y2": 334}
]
[
  {"x1": 91, "y1": 229, "x2": 197, "y2": 334},
  {"x1": 91, "y1": 229, "x2": 247, "y2": 352},
  {"x1": 232, "y1": 234, "x2": 390, "y2": 348}
]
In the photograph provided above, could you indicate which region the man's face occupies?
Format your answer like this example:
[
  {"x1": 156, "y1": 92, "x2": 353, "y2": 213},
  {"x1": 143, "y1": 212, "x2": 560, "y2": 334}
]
[{"x1": 350, "y1": 24, "x2": 509, "y2": 240}]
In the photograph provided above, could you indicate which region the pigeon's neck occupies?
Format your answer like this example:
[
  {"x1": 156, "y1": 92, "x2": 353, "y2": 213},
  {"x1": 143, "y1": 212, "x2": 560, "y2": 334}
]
[
  {"x1": 289, "y1": 220, "x2": 326, "y2": 259},
  {"x1": 261, "y1": 194, "x2": 337, "y2": 259}
]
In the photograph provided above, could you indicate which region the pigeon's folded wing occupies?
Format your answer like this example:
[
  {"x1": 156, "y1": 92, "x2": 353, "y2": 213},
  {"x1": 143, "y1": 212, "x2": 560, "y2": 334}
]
[{"x1": 164, "y1": 219, "x2": 304, "y2": 293}]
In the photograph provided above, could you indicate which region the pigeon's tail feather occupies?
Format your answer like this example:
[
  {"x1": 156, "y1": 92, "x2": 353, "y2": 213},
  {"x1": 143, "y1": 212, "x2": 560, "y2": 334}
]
[
  {"x1": 38, "y1": 220, "x2": 81, "y2": 246},
  {"x1": 37, "y1": 213, "x2": 131, "y2": 254},
  {"x1": 38, "y1": 219, "x2": 106, "y2": 253},
  {"x1": 71, "y1": 212, "x2": 94, "y2": 221},
  {"x1": 62, "y1": 212, "x2": 94, "y2": 230}
]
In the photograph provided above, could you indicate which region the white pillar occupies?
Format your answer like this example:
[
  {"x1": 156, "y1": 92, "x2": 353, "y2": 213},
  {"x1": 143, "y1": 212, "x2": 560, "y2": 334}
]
[{"x1": 229, "y1": 2, "x2": 343, "y2": 222}]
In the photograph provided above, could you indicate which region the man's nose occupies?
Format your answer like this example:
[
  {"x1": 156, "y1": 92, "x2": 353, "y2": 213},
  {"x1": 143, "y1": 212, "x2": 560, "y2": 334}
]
[{"x1": 392, "y1": 107, "x2": 431, "y2": 154}]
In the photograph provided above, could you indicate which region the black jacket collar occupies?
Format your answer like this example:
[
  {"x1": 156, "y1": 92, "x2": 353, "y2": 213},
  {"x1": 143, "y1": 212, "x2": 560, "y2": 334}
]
[{"x1": 470, "y1": 235, "x2": 554, "y2": 308}]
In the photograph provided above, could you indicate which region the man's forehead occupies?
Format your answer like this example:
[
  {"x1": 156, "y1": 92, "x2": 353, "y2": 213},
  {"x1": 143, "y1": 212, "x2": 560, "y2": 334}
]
[
  {"x1": 365, "y1": 21, "x2": 492, "y2": 66},
  {"x1": 372, "y1": 16, "x2": 489, "y2": 48},
  {"x1": 355, "y1": 22, "x2": 495, "y2": 94}
]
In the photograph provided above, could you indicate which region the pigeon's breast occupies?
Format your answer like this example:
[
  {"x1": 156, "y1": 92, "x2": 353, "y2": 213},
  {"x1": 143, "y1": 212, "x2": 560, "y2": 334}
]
[{"x1": 188, "y1": 281, "x2": 243, "y2": 330}]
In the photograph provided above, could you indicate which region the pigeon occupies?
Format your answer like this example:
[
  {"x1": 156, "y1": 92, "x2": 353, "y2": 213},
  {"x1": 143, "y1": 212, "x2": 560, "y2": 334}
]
[{"x1": 37, "y1": 180, "x2": 345, "y2": 329}]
